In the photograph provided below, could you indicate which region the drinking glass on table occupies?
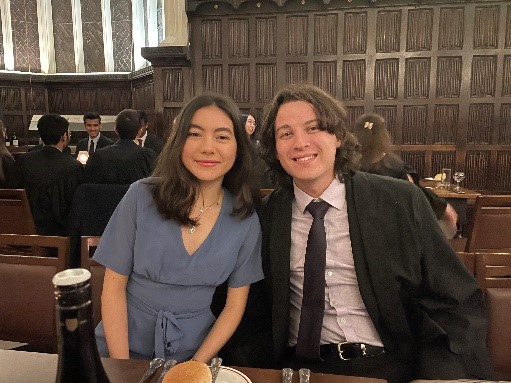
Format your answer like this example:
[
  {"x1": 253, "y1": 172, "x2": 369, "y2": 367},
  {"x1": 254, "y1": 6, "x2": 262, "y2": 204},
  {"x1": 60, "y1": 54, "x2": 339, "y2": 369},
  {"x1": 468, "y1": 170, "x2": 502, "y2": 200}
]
[
  {"x1": 453, "y1": 171, "x2": 465, "y2": 192},
  {"x1": 282, "y1": 368, "x2": 293, "y2": 383},
  {"x1": 441, "y1": 168, "x2": 452, "y2": 189}
]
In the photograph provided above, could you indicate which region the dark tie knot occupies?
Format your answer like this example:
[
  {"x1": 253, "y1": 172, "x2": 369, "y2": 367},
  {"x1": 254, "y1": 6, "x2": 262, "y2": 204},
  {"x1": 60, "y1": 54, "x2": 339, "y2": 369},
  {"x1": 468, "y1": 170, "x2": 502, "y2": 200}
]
[{"x1": 306, "y1": 200, "x2": 330, "y2": 219}]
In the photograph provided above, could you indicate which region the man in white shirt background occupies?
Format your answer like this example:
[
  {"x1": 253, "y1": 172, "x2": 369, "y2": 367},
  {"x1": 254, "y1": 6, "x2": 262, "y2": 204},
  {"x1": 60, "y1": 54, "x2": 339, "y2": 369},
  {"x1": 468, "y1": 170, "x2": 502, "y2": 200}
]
[
  {"x1": 136, "y1": 110, "x2": 164, "y2": 155},
  {"x1": 75, "y1": 111, "x2": 113, "y2": 156}
]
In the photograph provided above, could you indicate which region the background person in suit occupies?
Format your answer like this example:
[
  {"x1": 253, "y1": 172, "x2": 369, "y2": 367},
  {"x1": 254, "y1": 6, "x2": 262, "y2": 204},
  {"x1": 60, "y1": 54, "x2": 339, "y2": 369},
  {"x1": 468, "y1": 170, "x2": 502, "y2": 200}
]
[
  {"x1": 13, "y1": 113, "x2": 83, "y2": 235},
  {"x1": 75, "y1": 111, "x2": 114, "y2": 156},
  {"x1": 84, "y1": 109, "x2": 157, "y2": 184},
  {"x1": 226, "y1": 84, "x2": 493, "y2": 382},
  {"x1": 136, "y1": 110, "x2": 165, "y2": 155}
]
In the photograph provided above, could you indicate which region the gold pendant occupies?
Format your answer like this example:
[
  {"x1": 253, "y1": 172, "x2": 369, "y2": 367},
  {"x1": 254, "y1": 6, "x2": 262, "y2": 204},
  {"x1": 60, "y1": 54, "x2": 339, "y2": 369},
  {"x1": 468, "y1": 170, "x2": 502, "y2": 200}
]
[{"x1": 190, "y1": 225, "x2": 196, "y2": 234}]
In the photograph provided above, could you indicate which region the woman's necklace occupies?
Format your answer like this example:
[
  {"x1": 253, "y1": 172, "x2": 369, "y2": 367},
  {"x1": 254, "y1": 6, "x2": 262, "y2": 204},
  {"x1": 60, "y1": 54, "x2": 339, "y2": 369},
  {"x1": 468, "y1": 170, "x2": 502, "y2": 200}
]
[{"x1": 190, "y1": 192, "x2": 222, "y2": 234}]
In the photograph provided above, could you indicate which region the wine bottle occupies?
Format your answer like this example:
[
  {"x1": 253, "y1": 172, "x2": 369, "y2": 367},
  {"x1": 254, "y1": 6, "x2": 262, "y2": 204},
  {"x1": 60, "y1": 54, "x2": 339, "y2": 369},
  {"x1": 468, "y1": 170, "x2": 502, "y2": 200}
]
[
  {"x1": 53, "y1": 269, "x2": 110, "y2": 383},
  {"x1": 12, "y1": 132, "x2": 18, "y2": 147}
]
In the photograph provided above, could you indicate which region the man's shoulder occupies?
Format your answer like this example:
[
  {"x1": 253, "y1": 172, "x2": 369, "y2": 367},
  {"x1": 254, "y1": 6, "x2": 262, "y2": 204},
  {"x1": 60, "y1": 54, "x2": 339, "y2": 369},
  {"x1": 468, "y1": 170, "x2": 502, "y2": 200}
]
[
  {"x1": 145, "y1": 133, "x2": 164, "y2": 153},
  {"x1": 261, "y1": 186, "x2": 292, "y2": 210},
  {"x1": 98, "y1": 135, "x2": 114, "y2": 145},
  {"x1": 350, "y1": 171, "x2": 422, "y2": 205},
  {"x1": 60, "y1": 152, "x2": 82, "y2": 166},
  {"x1": 141, "y1": 146, "x2": 158, "y2": 158},
  {"x1": 92, "y1": 143, "x2": 114, "y2": 157},
  {"x1": 352, "y1": 171, "x2": 414, "y2": 190}
]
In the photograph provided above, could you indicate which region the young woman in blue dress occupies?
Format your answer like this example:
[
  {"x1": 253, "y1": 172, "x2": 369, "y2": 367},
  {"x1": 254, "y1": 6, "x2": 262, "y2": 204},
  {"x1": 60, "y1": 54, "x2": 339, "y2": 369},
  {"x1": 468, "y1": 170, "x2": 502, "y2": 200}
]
[{"x1": 93, "y1": 93, "x2": 264, "y2": 362}]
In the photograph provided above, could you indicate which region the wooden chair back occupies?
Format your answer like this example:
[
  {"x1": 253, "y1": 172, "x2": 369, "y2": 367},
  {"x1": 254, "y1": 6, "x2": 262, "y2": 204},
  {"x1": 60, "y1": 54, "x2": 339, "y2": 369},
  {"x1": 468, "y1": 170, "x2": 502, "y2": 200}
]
[
  {"x1": 466, "y1": 195, "x2": 511, "y2": 253},
  {"x1": 474, "y1": 252, "x2": 511, "y2": 380},
  {"x1": 0, "y1": 234, "x2": 69, "y2": 353},
  {"x1": 0, "y1": 189, "x2": 36, "y2": 235},
  {"x1": 81, "y1": 236, "x2": 104, "y2": 327},
  {"x1": 69, "y1": 183, "x2": 129, "y2": 267}
]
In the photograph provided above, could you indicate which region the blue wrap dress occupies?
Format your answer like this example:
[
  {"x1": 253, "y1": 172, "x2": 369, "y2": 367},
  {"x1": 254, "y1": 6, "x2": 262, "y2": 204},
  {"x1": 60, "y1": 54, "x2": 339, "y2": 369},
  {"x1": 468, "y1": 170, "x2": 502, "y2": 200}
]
[{"x1": 93, "y1": 179, "x2": 264, "y2": 360}]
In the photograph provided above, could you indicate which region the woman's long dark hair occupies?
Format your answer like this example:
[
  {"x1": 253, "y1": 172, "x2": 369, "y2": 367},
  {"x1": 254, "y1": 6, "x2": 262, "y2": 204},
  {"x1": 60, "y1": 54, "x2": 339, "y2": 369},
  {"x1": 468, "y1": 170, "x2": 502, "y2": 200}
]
[
  {"x1": 260, "y1": 83, "x2": 360, "y2": 189},
  {"x1": 149, "y1": 93, "x2": 257, "y2": 226}
]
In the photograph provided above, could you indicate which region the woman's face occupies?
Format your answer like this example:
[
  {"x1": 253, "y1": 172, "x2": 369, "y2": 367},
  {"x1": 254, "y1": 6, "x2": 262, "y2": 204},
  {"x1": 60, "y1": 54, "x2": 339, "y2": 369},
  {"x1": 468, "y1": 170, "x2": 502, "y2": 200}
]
[
  {"x1": 181, "y1": 106, "x2": 237, "y2": 186},
  {"x1": 245, "y1": 115, "x2": 256, "y2": 136}
]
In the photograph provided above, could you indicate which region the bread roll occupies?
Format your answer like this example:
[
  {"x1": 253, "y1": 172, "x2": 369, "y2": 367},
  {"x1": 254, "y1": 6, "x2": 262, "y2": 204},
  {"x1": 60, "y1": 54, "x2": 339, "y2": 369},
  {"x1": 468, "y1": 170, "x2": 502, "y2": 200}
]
[{"x1": 162, "y1": 360, "x2": 212, "y2": 383}]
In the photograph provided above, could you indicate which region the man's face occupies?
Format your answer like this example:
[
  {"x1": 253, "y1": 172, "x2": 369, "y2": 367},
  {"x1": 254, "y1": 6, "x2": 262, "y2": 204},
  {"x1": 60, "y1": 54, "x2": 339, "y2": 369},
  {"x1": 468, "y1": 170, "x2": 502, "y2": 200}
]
[
  {"x1": 84, "y1": 118, "x2": 101, "y2": 139},
  {"x1": 274, "y1": 100, "x2": 341, "y2": 196}
]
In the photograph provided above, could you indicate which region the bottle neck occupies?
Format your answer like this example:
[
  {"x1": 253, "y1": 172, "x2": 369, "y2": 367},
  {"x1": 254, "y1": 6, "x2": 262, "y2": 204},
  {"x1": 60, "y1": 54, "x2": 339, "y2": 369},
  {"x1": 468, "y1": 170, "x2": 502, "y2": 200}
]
[{"x1": 54, "y1": 279, "x2": 110, "y2": 382}]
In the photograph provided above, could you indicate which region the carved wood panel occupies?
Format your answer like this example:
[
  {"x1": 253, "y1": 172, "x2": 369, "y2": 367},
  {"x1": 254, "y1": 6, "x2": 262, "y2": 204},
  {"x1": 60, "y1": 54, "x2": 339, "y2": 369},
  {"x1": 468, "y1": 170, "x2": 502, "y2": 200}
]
[{"x1": 189, "y1": 0, "x2": 511, "y2": 192}]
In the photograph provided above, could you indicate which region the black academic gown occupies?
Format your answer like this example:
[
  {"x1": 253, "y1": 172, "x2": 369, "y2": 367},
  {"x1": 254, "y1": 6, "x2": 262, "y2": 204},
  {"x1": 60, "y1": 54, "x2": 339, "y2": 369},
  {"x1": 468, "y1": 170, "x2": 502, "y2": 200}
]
[
  {"x1": 84, "y1": 139, "x2": 156, "y2": 184},
  {"x1": 13, "y1": 146, "x2": 83, "y2": 236},
  {"x1": 143, "y1": 132, "x2": 165, "y2": 155},
  {"x1": 226, "y1": 171, "x2": 493, "y2": 380}
]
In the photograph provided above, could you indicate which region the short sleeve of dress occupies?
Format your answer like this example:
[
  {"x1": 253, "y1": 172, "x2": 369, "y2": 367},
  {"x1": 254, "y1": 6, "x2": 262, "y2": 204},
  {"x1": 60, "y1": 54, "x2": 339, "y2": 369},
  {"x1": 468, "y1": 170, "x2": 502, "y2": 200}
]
[
  {"x1": 227, "y1": 213, "x2": 264, "y2": 288},
  {"x1": 92, "y1": 181, "x2": 141, "y2": 276}
]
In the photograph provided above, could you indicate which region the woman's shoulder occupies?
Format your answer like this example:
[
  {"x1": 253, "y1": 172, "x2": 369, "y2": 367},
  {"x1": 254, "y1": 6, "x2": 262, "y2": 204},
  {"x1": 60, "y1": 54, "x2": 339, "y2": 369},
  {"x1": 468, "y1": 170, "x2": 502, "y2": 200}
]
[{"x1": 123, "y1": 177, "x2": 157, "y2": 200}]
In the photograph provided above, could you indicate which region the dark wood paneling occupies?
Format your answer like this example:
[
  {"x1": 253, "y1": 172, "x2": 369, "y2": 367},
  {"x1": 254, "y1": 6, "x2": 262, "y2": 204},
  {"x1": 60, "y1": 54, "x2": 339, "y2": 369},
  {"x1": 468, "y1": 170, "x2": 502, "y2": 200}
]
[
  {"x1": 188, "y1": 0, "x2": 511, "y2": 192},
  {"x1": 0, "y1": 73, "x2": 142, "y2": 145}
]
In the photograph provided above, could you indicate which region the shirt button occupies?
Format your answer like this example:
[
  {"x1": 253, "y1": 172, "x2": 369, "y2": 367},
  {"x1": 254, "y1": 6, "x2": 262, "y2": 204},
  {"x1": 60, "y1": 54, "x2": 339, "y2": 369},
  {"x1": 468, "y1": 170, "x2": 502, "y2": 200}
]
[
  {"x1": 340, "y1": 318, "x2": 347, "y2": 324},
  {"x1": 326, "y1": 271, "x2": 333, "y2": 277}
]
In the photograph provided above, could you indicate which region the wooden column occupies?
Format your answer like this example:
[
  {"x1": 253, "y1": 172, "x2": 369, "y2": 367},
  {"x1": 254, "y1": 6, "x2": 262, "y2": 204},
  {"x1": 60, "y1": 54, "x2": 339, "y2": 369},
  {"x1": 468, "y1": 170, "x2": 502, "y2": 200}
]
[{"x1": 141, "y1": 46, "x2": 192, "y2": 138}]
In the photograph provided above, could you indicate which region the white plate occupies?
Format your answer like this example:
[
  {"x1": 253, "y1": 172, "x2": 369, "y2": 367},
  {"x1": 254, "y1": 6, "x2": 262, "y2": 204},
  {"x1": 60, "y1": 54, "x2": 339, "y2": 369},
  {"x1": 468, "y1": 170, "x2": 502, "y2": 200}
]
[{"x1": 215, "y1": 366, "x2": 252, "y2": 383}]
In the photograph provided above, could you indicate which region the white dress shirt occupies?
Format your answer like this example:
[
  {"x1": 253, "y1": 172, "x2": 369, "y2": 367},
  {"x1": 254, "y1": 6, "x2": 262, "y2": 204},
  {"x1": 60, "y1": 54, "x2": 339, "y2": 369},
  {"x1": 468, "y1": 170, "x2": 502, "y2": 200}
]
[{"x1": 288, "y1": 177, "x2": 383, "y2": 347}]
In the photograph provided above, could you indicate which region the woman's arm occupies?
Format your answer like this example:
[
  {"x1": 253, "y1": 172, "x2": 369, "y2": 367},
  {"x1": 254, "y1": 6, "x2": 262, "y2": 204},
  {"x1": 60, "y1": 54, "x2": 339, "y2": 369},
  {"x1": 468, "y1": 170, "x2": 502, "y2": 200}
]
[
  {"x1": 101, "y1": 267, "x2": 130, "y2": 359},
  {"x1": 193, "y1": 285, "x2": 249, "y2": 363}
]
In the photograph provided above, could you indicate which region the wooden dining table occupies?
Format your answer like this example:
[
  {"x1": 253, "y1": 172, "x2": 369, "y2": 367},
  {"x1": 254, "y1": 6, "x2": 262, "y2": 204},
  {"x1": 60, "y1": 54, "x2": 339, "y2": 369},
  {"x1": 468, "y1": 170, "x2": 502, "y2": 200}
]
[
  {"x1": 419, "y1": 180, "x2": 481, "y2": 204},
  {"x1": 419, "y1": 179, "x2": 481, "y2": 234},
  {"x1": 0, "y1": 349, "x2": 385, "y2": 383}
]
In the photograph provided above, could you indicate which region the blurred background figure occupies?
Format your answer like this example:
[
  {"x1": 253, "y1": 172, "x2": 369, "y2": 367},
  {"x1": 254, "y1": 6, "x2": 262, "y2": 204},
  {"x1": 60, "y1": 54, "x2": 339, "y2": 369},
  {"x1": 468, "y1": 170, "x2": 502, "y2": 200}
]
[
  {"x1": 136, "y1": 110, "x2": 165, "y2": 155},
  {"x1": 353, "y1": 113, "x2": 457, "y2": 238},
  {"x1": 241, "y1": 113, "x2": 273, "y2": 188},
  {"x1": 242, "y1": 113, "x2": 257, "y2": 141},
  {"x1": 0, "y1": 120, "x2": 15, "y2": 188}
]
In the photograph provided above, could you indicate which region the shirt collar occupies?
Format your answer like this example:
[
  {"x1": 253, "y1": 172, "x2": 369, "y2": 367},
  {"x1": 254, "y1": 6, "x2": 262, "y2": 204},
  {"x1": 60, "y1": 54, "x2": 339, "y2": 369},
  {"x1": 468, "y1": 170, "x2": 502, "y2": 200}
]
[
  {"x1": 90, "y1": 133, "x2": 101, "y2": 144},
  {"x1": 293, "y1": 177, "x2": 346, "y2": 214}
]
